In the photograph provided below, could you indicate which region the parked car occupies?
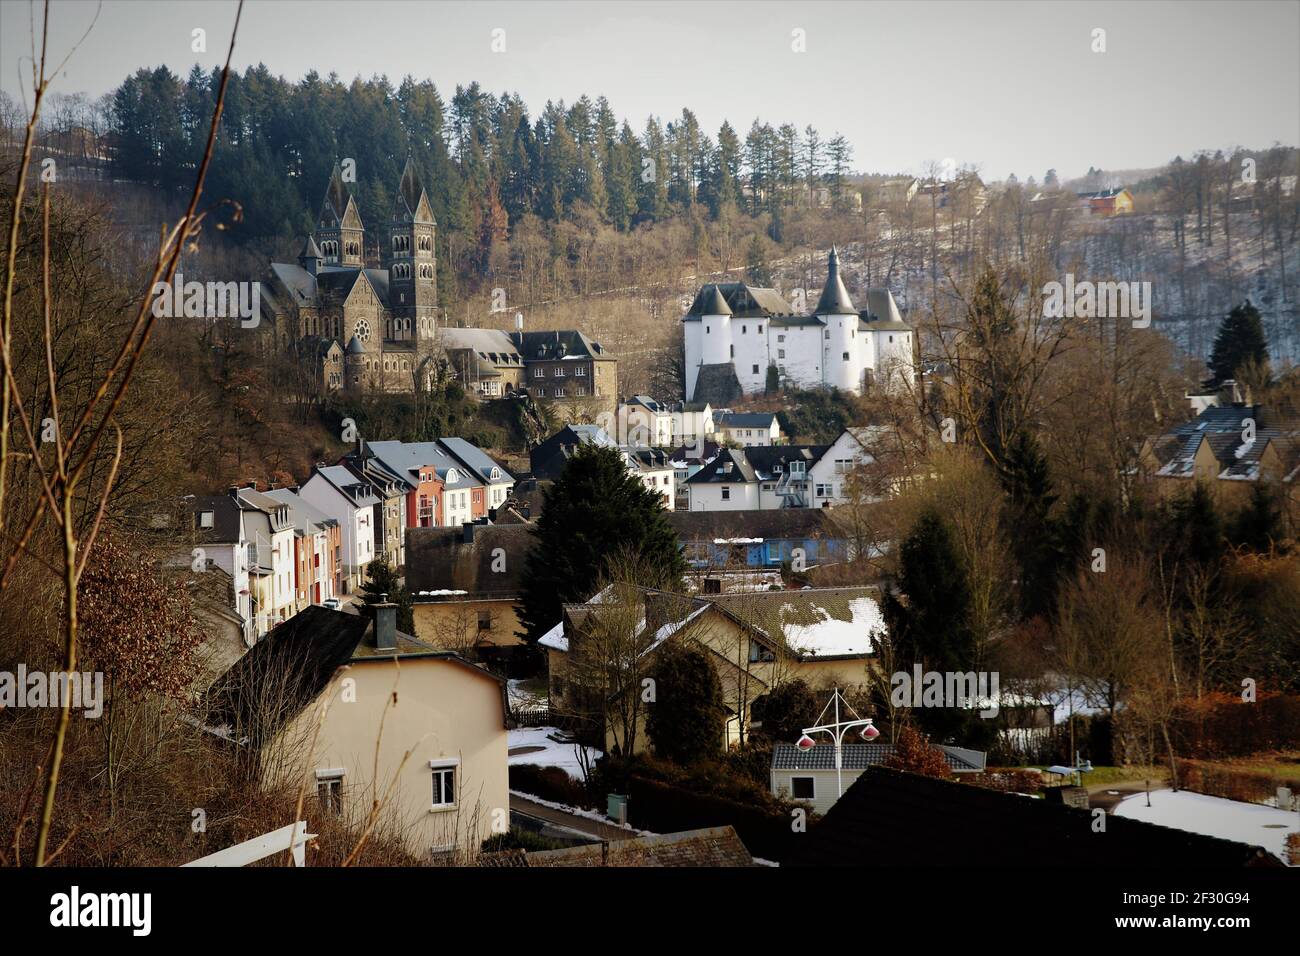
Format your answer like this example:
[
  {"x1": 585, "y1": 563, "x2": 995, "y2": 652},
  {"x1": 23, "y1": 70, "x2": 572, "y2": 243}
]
[{"x1": 321, "y1": 598, "x2": 342, "y2": 610}]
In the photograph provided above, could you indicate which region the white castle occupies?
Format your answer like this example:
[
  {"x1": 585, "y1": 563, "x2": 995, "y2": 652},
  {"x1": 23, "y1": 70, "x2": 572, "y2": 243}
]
[{"x1": 681, "y1": 248, "x2": 915, "y2": 404}]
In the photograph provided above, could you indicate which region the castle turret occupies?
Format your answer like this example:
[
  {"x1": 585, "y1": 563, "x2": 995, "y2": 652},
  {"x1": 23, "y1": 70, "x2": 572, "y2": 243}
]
[
  {"x1": 343, "y1": 334, "x2": 367, "y2": 392},
  {"x1": 698, "y1": 284, "x2": 734, "y2": 366},
  {"x1": 817, "y1": 247, "x2": 860, "y2": 391}
]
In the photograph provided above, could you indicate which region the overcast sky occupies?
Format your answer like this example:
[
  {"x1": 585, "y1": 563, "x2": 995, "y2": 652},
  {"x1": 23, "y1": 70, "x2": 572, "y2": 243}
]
[{"x1": 2, "y1": 0, "x2": 1297, "y2": 181}]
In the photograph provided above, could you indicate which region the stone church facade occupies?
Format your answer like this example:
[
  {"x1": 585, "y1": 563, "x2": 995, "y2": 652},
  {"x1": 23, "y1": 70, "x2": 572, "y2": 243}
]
[{"x1": 263, "y1": 159, "x2": 441, "y2": 394}]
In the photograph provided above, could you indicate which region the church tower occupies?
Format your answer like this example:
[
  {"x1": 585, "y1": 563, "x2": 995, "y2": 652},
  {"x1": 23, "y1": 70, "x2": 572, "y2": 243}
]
[
  {"x1": 385, "y1": 157, "x2": 438, "y2": 343},
  {"x1": 314, "y1": 163, "x2": 365, "y2": 268}
]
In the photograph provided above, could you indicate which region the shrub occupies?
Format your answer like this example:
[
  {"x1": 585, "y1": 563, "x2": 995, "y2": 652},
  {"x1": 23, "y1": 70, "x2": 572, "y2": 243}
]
[{"x1": 508, "y1": 764, "x2": 593, "y2": 808}]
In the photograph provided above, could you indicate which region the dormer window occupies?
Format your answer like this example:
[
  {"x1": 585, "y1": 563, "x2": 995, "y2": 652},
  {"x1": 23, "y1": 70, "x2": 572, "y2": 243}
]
[{"x1": 199, "y1": 511, "x2": 214, "y2": 529}]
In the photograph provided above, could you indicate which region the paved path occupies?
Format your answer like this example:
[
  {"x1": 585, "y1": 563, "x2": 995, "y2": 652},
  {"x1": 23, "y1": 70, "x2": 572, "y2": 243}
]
[{"x1": 509, "y1": 792, "x2": 639, "y2": 842}]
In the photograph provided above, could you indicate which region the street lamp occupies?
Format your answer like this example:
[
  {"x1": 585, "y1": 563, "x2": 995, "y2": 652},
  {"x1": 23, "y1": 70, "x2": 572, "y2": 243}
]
[{"x1": 797, "y1": 687, "x2": 878, "y2": 799}]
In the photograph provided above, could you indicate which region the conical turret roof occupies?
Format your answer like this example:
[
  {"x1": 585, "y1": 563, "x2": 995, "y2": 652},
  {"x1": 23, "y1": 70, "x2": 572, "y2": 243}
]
[
  {"x1": 814, "y1": 246, "x2": 856, "y2": 315},
  {"x1": 701, "y1": 284, "x2": 732, "y2": 316},
  {"x1": 298, "y1": 234, "x2": 323, "y2": 260}
]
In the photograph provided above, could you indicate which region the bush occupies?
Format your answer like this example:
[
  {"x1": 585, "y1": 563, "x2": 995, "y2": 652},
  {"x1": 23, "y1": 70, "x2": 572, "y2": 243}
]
[
  {"x1": 1169, "y1": 693, "x2": 1300, "y2": 758},
  {"x1": 481, "y1": 825, "x2": 571, "y2": 854},
  {"x1": 508, "y1": 764, "x2": 593, "y2": 808},
  {"x1": 1176, "y1": 759, "x2": 1291, "y2": 806}
]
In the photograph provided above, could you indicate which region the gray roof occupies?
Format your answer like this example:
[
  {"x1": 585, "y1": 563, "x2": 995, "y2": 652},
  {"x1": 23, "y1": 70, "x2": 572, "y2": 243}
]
[
  {"x1": 684, "y1": 283, "x2": 795, "y2": 320},
  {"x1": 687, "y1": 444, "x2": 829, "y2": 484},
  {"x1": 438, "y1": 437, "x2": 513, "y2": 485},
  {"x1": 772, "y1": 741, "x2": 986, "y2": 773},
  {"x1": 514, "y1": 329, "x2": 609, "y2": 360},
  {"x1": 270, "y1": 262, "x2": 317, "y2": 305},
  {"x1": 344, "y1": 334, "x2": 366, "y2": 355},
  {"x1": 700, "y1": 285, "x2": 732, "y2": 316},
  {"x1": 298, "y1": 234, "x2": 323, "y2": 260},
  {"x1": 312, "y1": 465, "x2": 380, "y2": 507},
  {"x1": 364, "y1": 440, "x2": 484, "y2": 491},
  {"x1": 859, "y1": 288, "x2": 911, "y2": 331},
  {"x1": 263, "y1": 488, "x2": 339, "y2": 534},
  {"x1": 690, "y1": 363, "x2": 742, "y2": 406},
  {"x1": 814, "y1": 247, "x2": 857, "y2": 315},
  {"x1": 715, "y1": 412, "x2": 776, "y2": 430},
  {"x1": 438, "y1": 327, "x2": 523, "y2": 366}
]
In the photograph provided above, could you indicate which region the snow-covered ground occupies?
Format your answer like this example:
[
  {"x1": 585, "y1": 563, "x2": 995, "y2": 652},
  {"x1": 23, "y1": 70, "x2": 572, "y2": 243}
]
[
  {"x1": 1113, "y1": 789, "x2": 1298, "y2": 864},
  {"x1": 508, "y1": 726, "x2": 602, "y2": 781}
]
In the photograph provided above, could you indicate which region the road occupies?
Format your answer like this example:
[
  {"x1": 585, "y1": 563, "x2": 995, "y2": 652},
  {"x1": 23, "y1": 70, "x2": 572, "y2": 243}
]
[{"x1": 508, "y1": 792, "x2": 640, "y2": 843}]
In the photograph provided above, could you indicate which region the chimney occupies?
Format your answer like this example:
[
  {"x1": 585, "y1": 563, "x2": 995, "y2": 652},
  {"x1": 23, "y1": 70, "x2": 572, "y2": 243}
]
[
  {"x1": 228, "y1": 486, "x2": 240, "y2": 498},
  {"x1": 288, "y1": 484, "x2": 300, "y2": 494},
  {"x1": 245, "y1": 480, "x2": 258, "y2": 490},
  {"x1": 461, "y1": 522, "x2": 475, "y2": 544},
  {"x1": 373, "y1": 594, "x2": 397, "y2": 651}
]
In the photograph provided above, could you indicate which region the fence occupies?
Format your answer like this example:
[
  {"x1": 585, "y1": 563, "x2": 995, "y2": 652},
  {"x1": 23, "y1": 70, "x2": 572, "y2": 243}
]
[{"x1": 509, "y1": 702, "x2": 551, "y2": 728}]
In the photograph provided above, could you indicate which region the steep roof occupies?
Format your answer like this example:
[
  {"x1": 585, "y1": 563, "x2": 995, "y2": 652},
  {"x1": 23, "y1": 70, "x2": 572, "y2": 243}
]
[
  {"x1": 784, "y1": 766, "x2": 1282, "y2": 867},
  {"x1": 514, "y1": 329, "x2": 610, "y2": 360},
  {"x1": 263, "y1": 488, "x2": 339, "y2": 534},
  {"x1": 298, "y1": 234, "x2": 323, "y2": 260},
  {"x1": 363, "y1": 440, "x2": 482, "y2": 490},
  {"x1": 395, "y1": 156, "x2": 435, "y2": 223},
  {"x1": 439, "y1": 437, "x2": 513, "y2": 485},
  {"x1": 687, "y1": 444, "x2": 830, "y2": 484},
  {"x1": 406, "y1": 523, "x2": 535, "y2": 598},
  {"x1": 438, "y1": 328, "x2": 523, "y2": 366},
  {"x1": 859, "y1": 288, "x2": 910, "y2": 331},
  {"x1": 311, "y1": 465, "x2": 380, "y2": 507},
  {"x1": 206, "y1": 605, "x2": 502, "y2": 749},
  {"x1": 683, "y1": 283, "x2": 795, "y2": 320},
  {"x1": 690, "y1": 363, "x2": 742, "y2": 406},
  {"x1": 814, "y1": 247, "x2": 857, "y2": 315}
]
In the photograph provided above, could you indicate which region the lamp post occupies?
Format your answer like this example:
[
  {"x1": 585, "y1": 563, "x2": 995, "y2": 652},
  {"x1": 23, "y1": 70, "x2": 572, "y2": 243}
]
[{"x1": 797, "y1": 687, "x2": 879, "y2": 799}]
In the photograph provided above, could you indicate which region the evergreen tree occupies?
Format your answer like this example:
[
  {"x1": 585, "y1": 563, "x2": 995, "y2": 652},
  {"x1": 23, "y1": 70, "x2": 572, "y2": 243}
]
[
  {"x1": 1208, "y1": 300, "x2": 1270, "y2": 385},
  {"x1": 360, "y1": 557, "x2": 415, "y2": 633},
  {"x1": 646, "y1": 642, "x2": 725, "y2": 765},
  {"x1": 518, "y1": 445, "x2": 686, "y2": 640}
]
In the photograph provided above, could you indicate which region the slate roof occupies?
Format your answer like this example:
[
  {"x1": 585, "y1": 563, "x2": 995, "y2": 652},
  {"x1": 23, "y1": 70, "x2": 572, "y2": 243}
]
[
  {"x1": 439, "y1": 437, "x2": 513, "y2": 485},
  {"x1": 815, "y1": 247, "x2": 857, "y2": 315},
  {"x1": 438, "y1": 328, "x2": 524, "y2": 367},
  {"x1": 772, "y1": 741, "x2": 986, "y2": 773},
  {"x1": 312, "y1": 465, "x2": 380, "y2": 507},
  {"x1": 1151, "y1": 405, "x2": 1297, "y2": 481},
  {"x1": 859, "y1": 288, "x2": 911, "y2": 331},
  {"x1": 687, "y1": 444, "x2": 829, "y2": 484},
  {"x1": 263, "y1": 488, "x2": 339, "y2": 535},
  {"x1": 363, "y1": 440, "x2": 483, "y2": 491},
  {"x1": 514, "y1": 329, "x2": 609, "y2": 360},
  {"x1": 522, "y1": 826, "x2": 754, "y2": 867},
  {"x1": 186, "y1": 494, "x2": 246, "y2": 544},
  {"x1": 714, "y1": 412, "x2": 777, "y2": 430},
  {"x1": 683, "y1": 283, "x2": 796, "y2": 320},
  {"x1": 406, "y1": 523, "x2": 535, "y2": 597},
  {"x1": 784, "y1": 766, "x2": 1282, "y2": 867},
  {"x1": 690, "y1": 363, "x2": 742, "y2": 406}
]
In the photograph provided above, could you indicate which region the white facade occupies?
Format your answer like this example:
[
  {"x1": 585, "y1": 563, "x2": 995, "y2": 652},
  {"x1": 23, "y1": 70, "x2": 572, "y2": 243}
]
[
  {"x1": 683, "y1": 250, "x2": 916, "y2": 402},
  {"x1": 300, "y1": 468, "x2": 376, "y2": 592}
]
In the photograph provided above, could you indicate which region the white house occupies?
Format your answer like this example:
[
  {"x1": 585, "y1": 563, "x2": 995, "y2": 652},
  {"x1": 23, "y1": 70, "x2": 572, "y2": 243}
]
[
  {"x1": 300, "y1": 465, "x2": 378, "y2": 592},
  {"x1": 235, "y1": 487, "x2": 299, "y2": 631},
  {"x1": 771, "y1": 742, "x2": 986, "y2": 815},
  {"x1": 264, "y1": 488, "x2": 339, "y2": 609},
  {"x1": 714, "y1": 411, "x2": 782, "y2": 447},
  {"x1": 682, "y1": 249, "x2": 916, "y2": 404},
  {"x1": 686, "y1": 444, "x2": 827, "y2": 511},
  {"x1": 185, "y1": 493, "x2": 256, "y2": 644},
  {"x1": 615, "y1": 395, "x2": 677, "y2": 448},
  {"x1": 671, "y1": 401, "x2": 715, "y2": 448}
]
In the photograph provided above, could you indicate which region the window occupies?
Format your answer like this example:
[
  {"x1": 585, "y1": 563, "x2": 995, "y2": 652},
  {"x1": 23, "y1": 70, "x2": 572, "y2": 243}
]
[
  {"x1": 478, "y1": 610, "x2": 492, "y2": 631},
  {"x1": 554, "y1": 366, "x2": 565, "y2": 376},
  {"x1": 889, "y1": 335, "x2": 894, "y2": 343},
  {"x1": 790, "y1": 461, "x2": 806, "y2": 476},
  {"x1": 199, "y1": 511, "x2": 214, "y2": 529},
  {"x1": 741, "y1": 325, "x2": 747, "y2": 334},
  {"x1": 791, "y1": 776, "x2": 815, "y2": 800},
  {"x1": 757, "y1": 325, "x2": 763, "y2": 334},
  {"x1": 752, "y1": 364, "x2": 759, "y2": 375},
  {"x1": 533, "y1": 366, "x2": 545, "y2": 378},
  {"x1": 748, "y1": 640, "x2": 775, "y2": 663},
  {"x1": 834, "y1": 458, "x2": 852, "y2": 474},
  {"x1": 778, "y1": 349, "x2": 786, "y2": 359},
  {"x1": 843, "y1": 352, "x2": 850, "y2": 361},
  {"x1": 354, "y1": 319, "x2": 371, "y2": 342},
  {"x1": 816, "y1": 483, "x2": 833, "y2": 497},
  {"x1": 430, "y1": 761, "x2": 458, "y2": 809},
  {"x1": 777, "y1": 334, "x2": 785, "y2": 343},
  {"x1": 554, "y1": 386, "x2": 565, "y2": 397},
  {"x1": 762, "y1": 483, "x2": 774, "y2": 491},
  {"x1": 316, "y1": 769, "x2": 345, "y2": 815},
  {"x1": 721, "y1": 486, "x2": 730, "y2": 501},
  {"x1": 575, "y1": 365, "x2": 587, "y2": 377}
]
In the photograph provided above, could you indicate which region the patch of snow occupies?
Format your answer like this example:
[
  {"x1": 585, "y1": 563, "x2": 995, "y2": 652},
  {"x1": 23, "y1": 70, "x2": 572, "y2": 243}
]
[
  {"x1": 417, "y1": 588, "x2": 467, "y2": 596},
  {"x1": 538, "y1": 620, "x2": 567, "y2": 652},
  {"x1": 508, "y1": 726, "x2": 601, "y2": 780},
  {"x1": 509, "y1": 789, "x2": 653, "y2": 835},
  {"x1": 782, "y1": 596, "x2": 882, "y2": 656},
  {"x1": 713, "y1": 537, "x2": 764, "y2": 544},
  {"x1": 1113, "y1": 788, "x2": 1297, "y2": 864}
]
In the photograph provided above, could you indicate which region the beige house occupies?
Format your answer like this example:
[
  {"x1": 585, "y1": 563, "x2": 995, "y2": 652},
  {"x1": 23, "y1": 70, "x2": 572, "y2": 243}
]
[
  {"x1": 542, "y1": 585, "x2": 880, "y2": 754},
  {"x1": 406, "y1": 522, "x2": 533, "y2": 665},
  {"x1": 208, "y1": 603, "x2": 509, "y2": 860}
]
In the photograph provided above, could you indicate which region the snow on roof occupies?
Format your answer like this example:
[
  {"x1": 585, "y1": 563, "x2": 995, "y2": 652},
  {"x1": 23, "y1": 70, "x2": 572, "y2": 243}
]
[
  {"x1": 1113, "y1": 789, "x2": 1297, "y2": 864},
  {"x1": 417, "y1": 588, "x2": 468, "y2": 596},
  {"x1": 713, "y1": 537, "x2": 764, "y2": 544},
  {"x1": 538, "y1": 620, "x2": 567, "y2": 652},
  {"x1": 780, "y1": 595, "x2": 882, "y2": 657}
]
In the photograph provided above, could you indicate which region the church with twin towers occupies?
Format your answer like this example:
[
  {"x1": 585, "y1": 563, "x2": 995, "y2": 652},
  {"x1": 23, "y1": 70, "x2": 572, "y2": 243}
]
[
  {"x1": 263, "y1": 157, "x2": 441, "y2": 394},
  {"x1": 681, "y1": 249, "x2": 916, "y2": 405}
]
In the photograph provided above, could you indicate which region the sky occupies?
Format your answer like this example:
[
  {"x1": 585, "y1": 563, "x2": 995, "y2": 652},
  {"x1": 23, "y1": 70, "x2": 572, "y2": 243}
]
[{"x1": 2, "y1": 0, "x2": 1297, "y2": 181}]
